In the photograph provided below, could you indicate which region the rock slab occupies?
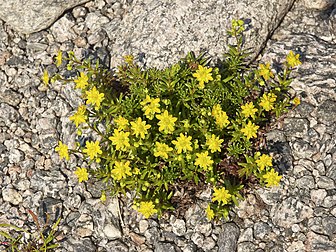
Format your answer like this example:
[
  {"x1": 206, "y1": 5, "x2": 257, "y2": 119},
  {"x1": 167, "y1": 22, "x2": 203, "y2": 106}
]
[{"x1": 0, "y1": 0, "x2": 90, "y2": 34}]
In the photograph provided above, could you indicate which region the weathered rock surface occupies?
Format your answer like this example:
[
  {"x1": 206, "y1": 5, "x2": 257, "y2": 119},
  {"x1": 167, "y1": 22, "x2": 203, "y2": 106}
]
[
  {"x1": 0, "y1": 0, "x2": 90, "y2": 34},
  {"x1": 104, "y1": 0, "x2": 296, "y2": 68}
]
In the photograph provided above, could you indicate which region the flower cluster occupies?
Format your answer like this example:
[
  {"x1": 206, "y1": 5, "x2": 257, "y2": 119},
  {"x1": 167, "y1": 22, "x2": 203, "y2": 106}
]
[{"x1": 51, "y1": 19, "x2": 301, "y2": 220}]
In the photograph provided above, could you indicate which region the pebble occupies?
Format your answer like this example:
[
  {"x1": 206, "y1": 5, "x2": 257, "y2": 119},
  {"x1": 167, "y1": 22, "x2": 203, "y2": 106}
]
[
  {"x1": 2, "y1": 187, "x2": 23, "y2": 205},
  {"x1": 103, "y1": 224, "x2": 122, "y2": 240}
]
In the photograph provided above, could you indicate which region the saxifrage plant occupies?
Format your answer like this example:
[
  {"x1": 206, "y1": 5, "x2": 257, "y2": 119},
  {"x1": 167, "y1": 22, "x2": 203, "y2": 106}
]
[{"x1": 46, "y1": 19, "x2": 301, "y2": 220}]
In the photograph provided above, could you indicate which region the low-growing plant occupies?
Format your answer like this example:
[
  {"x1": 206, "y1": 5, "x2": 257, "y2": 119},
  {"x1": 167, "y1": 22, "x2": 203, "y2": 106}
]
[
  {"x1": 48, "y1": 19, "x2": 301, "y2": 220},
  {"x1": 0, "y1": 210, "x2": 61, "y2": 251}
]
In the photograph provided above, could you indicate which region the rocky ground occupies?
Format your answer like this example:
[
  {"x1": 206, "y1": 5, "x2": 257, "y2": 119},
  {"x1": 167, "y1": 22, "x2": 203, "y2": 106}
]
[{"x1": 0, "y1": 0, "x2": 335, "y2": 251}]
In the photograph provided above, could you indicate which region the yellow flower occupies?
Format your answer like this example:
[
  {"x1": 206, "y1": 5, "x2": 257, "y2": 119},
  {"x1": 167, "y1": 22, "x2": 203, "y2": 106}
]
[
  {"x1": 83, "y1": 140, "x2": 102, "y2": 160},
  {"x1": 74, "y1": 72, "x2": 89, "y2": 89},
  {"x1": 114, "y1": 116, "x2": 129, "y2": 130},
  {"x1": 140, "y1": 95, "x2": 152, "y2": 106},
  {"x1": 192, "y1": 65, "x2": 213, "y2": 89},
  {"x1": 212, "y1": 104, "x2": 222, "y2": 117},
  {"x1": 133, "y1": 167, "x2": 140, "y2": 175},
  {"x1": 286, "y1": 51, "x2": 301, "y2": 68},
  {"x1": 111, "y1": 160, "x2": 132, "y2": 180},
  {"x1": 241, "y1": 102, "x2": 258, "y2": 119},
  {"x1": 156, "y1": 110, "x2": 177, "y2": 134},
  {"x1": 55, "y1": 50, "x2": 62, "y2": 67},
  {"x1": 142, "y1": 96, "x2": 161, "y2": 120},
  {"x1": 86, "y1": 86, "x2": 104, "y2": 110},
  {"x1": 195, "y1": 151, "x2": 213, "y2": 171},
  {"x1": 263, "y1": 169, "x2": 282, "y2": 187},
  {"x1": 172, "y1": 133, "x2": 193, "y2": 154},
  {"x1": 69, "y1": 105, "x2": 87, "y2": 127},
  {"x1": 137, "y1": 201, "x2": 157, "y2": 218},
  {"x1": 109, "y1": 129, "x2": 130, "y2": 151},
  {"x1": 206, "y1": 204, "x2": 215, "y2": 221},
  {"x1": 42, "y1": 69, "x2": 49, "y2": 86},
  {"x1": 293, "y1": 97, "x2": 301, "y2": 106},
  {"x1": 74, "y1": 167, "x2": 89, "y2": 183},
  {"x1": 55, "y1": 141, "x2": 69, "y2": 160},
  {"x1": 214, "y1": 111, "x2": 230, "y2": 129},
  {"x1": 206, "y1": 134, "x2": 224, "y2": 153},
  {"x1": 256, "y1": 154, "x2": 273, "y2": 171},
  {"x1": 241, "y1": 121, "x2": 259, "y2": 139},
  {"x1": 154, "y1": 142, "x2": 173, "y2": 159},
  {"x1": 100, "y1": 191, "x2": 107, "y2": 202},
  {"x1": 131, "y1": 117, "x2": 151, "y2": 139},
  {"x1": 123, "y1": 54, "x2": 134, "y2": 64},
  {"x1": 212, "y1": 187, "x2": 231, "y2": 205},
  {"x1": 259, "y1": 93, "x2": 277, "y2": 111},
  {"x1": 258, "y1": 63, "x2": 274, "y2": 81}
]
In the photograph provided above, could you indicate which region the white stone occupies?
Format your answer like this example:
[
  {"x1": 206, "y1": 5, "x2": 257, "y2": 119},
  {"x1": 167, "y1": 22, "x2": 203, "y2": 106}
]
[
  {"x1": 103, "y1": 224, "x2": 121, "y2": 240},
  {"x1": 2, "y1": 188, "x2": 23, "y2": 205}
]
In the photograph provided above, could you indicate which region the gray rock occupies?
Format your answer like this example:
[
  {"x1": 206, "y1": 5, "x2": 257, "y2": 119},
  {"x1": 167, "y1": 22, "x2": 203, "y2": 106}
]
[
  {"x1": 253, "y1": 222, "x2": 272, "y2": 239},
  {"x1": 295, "y1": 175, "x2": 315, "y2": 189},
  {"x1": 321, "y1": 216, "x2": 336, "y2": 237},
  {"x1": 306, "y1": 231, "x2": 336, "y2": 252},
  {"x1": 0, "y1": 0, "x2": 90, "y2": 34},
  {"x1": 171, "y1": 219, "x2": 186, "y2": 236},
  {"x1": 103, "y1": 223, "x2": 122, "y2": 240},
  {"x1": 203, "y1": 236, "x2": 216, "y2": 251},
  {"x1": 0, "y1": 89, "x2": 23, "y2": 107},
  {"x1": 8, "y1": 148, "x2": 24, "y2": 163},
  {"x1": 139, "y1": 219, "x2": 149, "y2": 233},
  {"x1": 311, "y1": 189, "x2": 328, "y2": 205},
  {"x1": 104, "y1": 240, "x2": 129, "y2": 252},
  {"x1": 154, "y1": 242, "x2": 176, "y2": 252},
  {"x1": 217, "y1": 223, "x2": 240, "y2": 252},
  {"x1": 104, "y1": 0, "x2": 296, "y2": 68},
  {"x1": 283, "y1": 118, "x2": 309, "y2": 138},
  {"x1": 316, "y1": 176, "x2": 335, "y2": 190},
  {"x1": 50, "y1": 14, "x2": 77, "y2": 43},
  {"x1": 190, "y1": 232, "x2": 204, "y2": 248},
  {"x1": 0, "y1": 103, "x2": 20, "y2": 125},
  {"x1": 271, "y1": 198, "x2": 313, "y2": 228},
  {"x1": 303, "y1": 0, "x2": 336, "y2": 10},
  {"x1": 2, "y1": 187, "x2": 23, "y2": 205}
]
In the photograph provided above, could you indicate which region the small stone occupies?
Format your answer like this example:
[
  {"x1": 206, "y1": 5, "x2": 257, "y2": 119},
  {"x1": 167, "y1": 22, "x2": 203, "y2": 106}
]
[
  {"x1": 322, "y1": 195, "x2": 336, "y2": 208},
  {"x1": 139, "y1": 219, "x2": 149, "y2": 233},
  {"x1": 303, "y1": 0, "x2": 336, "y2": 10},
  {"x1": 287, "y1": 240, "x2": 305, "y2": 252},
  {"x1": 253, "y1": 222, "x2": 272, "y2": 239},
  {"x1": 172, "y1": 219, "x2": 186, "y2": 236},
  {"x1": 316, "y1": 176, "x2": 335, "y2": 190},
  {"x1": 217, "y1": 223, "x2": 240, "y2": 252},
  {"x1": 238, "y1": 227, "x2": 253, "y2": 243},
  {"x1": 50, "y1": 15, "x2": 76, "y2": 43},
  {"x1": 8, "y1": 149, "x2": 24, "y2": 163},
  {"x1": 73, "y1": 6, "x2": 88, "y2": 18},
  {"x1": 321, "y1": 216, "x2": 336, "y2": 237},
  {"x1": 129, "y1": 232, "x2": 146, "y2": 246},
  {"x1": 203, "y1": 236, "x2": 216, "y2": 251},
  {"x1": 271, "y1": 198, "x2": 313, "y2": 228},
  {"x1": 103, "y1": 224, "x2": 121, "y2": 240},
  {"x1": 191, "y1": 232, "x2": 204, "y2": 247},
  {"x1": 2, "y1": 187, "x2": 23, "y2": 205},
  {"x1": 144, "y1": 227, "x2": 159, "y2": 245},
  {"x1": 154, "y1": 242, "x2": 176, "y2": 252},
  {"x1": 311, "y1": 189, "x2": 327, "y2": 205},
  {"x1": 195, "y1": 222, "x2": 212, "y2": 236},
  {"x1": 85, "y1": 12, "x2": 110, "y2": 31},
  {"x1": 295, "y1": 175, "x2": 315, "y2": 189},
  {"x1": 291, "y1": 224, "x2": 301, "y2": 233}
]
